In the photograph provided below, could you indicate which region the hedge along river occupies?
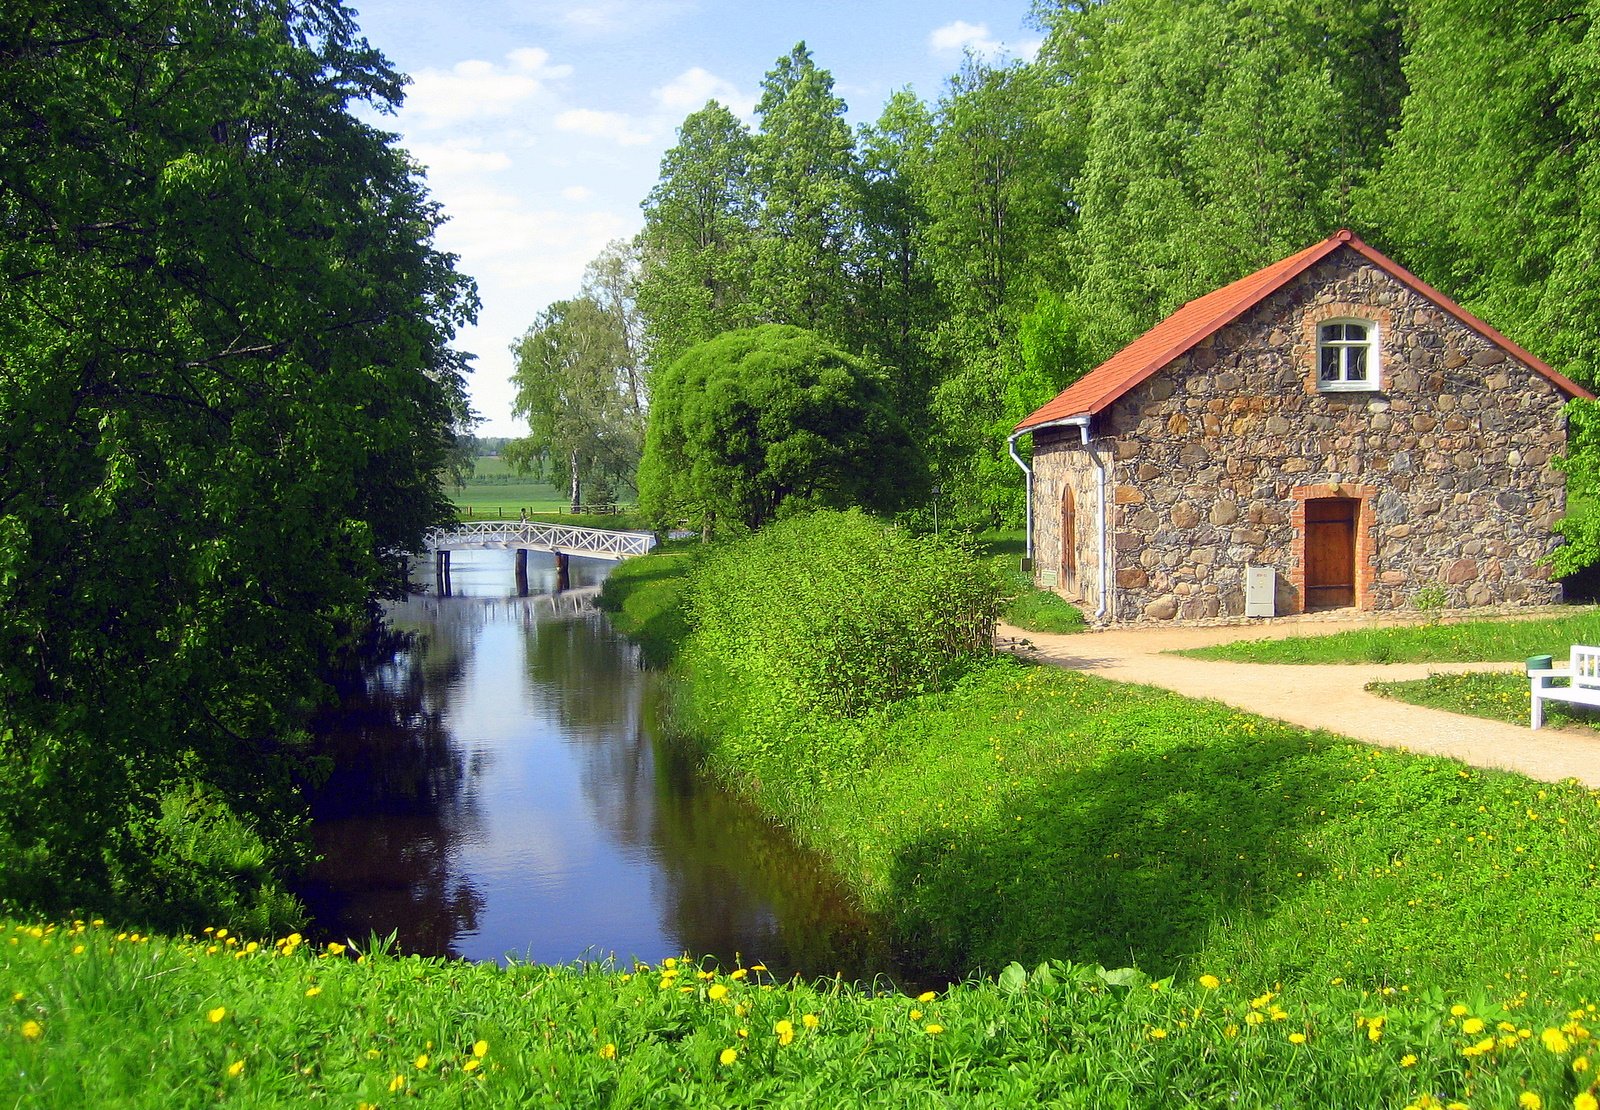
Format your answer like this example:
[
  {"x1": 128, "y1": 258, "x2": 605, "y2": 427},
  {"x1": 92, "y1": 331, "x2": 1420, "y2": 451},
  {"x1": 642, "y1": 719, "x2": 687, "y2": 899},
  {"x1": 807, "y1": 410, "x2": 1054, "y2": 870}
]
[{"x1": 298, "y1": 546, "x2": 907, "y2": 982}]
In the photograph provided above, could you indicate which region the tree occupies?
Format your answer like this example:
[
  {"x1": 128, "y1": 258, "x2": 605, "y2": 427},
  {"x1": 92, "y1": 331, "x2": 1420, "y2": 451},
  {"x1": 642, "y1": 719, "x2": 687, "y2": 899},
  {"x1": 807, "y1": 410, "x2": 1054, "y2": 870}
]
[
  {"x1": 749, "y1": 43, "x2": 860, "y2": 339},
  {"x1": 0, "y1": 0, "x2": 475, "y2": 928},
  {"x1": 637, "y1": 103, "x2": 759, "y2": 368},
  {"x1": 638, "y1": 325, "x2": 920, "y2": 533},
  {"x1": 506, "y1": 245, "x2": 647, "y2": 511}
]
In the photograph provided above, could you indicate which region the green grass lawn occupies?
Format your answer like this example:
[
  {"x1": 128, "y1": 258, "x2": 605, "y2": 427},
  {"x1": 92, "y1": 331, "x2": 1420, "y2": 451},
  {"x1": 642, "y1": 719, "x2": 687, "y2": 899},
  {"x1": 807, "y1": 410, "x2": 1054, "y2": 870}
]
[
  {"x1": 1369, "y1": 670, "x2": 1600, "y2": 732},
  {"x1": 1174, "y1": 608, "x2": 1600, "y2": 665},
  {"x1": 973, "y1": 528, "x2": 1087, "y2": 634}
]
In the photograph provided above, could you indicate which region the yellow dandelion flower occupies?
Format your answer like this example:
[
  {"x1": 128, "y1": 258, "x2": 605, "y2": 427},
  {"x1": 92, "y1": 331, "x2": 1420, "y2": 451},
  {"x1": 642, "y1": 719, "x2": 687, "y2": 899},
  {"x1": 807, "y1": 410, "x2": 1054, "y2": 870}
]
[
  {"x1": 207, "y1": 1007, "x2": 226, "y2": 1024},
  {"x1": 599, "y1": 1043, "x2": 616, "y2": 1060},
  {"x1": 1462, "y1": 1017, "x2": 1486, "y2": 1035},
  {"x1": 1148, "y1": 1028, "x2": 1168, "y2": 1040},
  {"x1": 463, "y1": 1058, "x2": 481, "y2": 1073},
  {"x1": 473, "y1": 1040, "x2": 488, "y2": 1059},
  {"x1": 802, "y1": 1014, "x2": 819, "y2": 1030},
  {"x1": 749, "y1": 964, "x2": 766, "y2": 972},
  {"x1": 1288, "y1": 1032, "x2": 1306, "y2": 1044},
  {"x1": 214, "y1": 929, "x2": 228, "y2": 939},
  {"x1": 1576, "y1": 1094, "x2": 1599, "y2": 1110},
  {"x1": 1520, "y1": 1093, "x2": 1542, "y2": 1110},
  {"x1": 775, "y1": 1020, "x2": 794, "y2": 1046},
  {"x1": 708, "y1": 984, "x2": 729, "y2": 1001},
  {"x1": 20, "y1": 1020, "x2": 42, "y2": 1040},
  {"x1": 325, "y1": 942, "x2": 345, "y2": 956},
  {"x1": 917, "y1": 991, "x2": 937, "y2": 1003},
  {"x1": 909, "y1": 1009, "x2": 922, "y2": 1021},
  {"x1": 1576, "y1": 1056, "x2": 1590, "y2": 1073},
  {"x1": 1223, "y1": 1024, "x2": 1239, "y2": 1038},
  {"x1": 1245, "y1": 1011, "x2": 1265, "y2": 1027},
  {"x1": 1450, "y1": 1004, "x2": 1469, "y2": 1017},
  {"x1": 414, "y1": 1053, "x2": 429, "y2": 1070},
  {"x1": 244, "y1": 941, "x2": 259, "y2": 954},
  {"x1": 1199, "y1": 974, "x2": 1220, "y2": 990},
  {"x1": 730, "y1": 968, "x2": 748, "y2": 981},
  {"x1": 1401, "y1": 1054, "x2": 1418, "y2": 1067},
  {"x1": 719, "y1": 1047, "x2": 738, "y2": 1066},
  {"x1": 662, "y1": 957, "x2": 677, "y2": 969},
  {"x1": 227, "y1": 1060, "x2": 244, "y2": 1078},
  {"x1": 305, "y1": 986, "x2": 322, "y2": 998},
  {"x1": 1544, "y1": 1028, "x2": 1572, "y2": 1054},
  {"x1": 388, "y1": 1074, "x2": 406, "y2": 1093},
  {"x1": 924, "y1": 1024, "x2": 944, "y2": 1035}
]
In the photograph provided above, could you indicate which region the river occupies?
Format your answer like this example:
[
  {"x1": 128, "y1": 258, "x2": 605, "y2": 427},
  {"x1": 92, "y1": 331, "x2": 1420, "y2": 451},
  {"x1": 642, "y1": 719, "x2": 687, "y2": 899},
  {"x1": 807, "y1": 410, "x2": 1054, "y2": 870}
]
[{"x1": 298, "y1": 547, "x2": 904, "y2": 983}]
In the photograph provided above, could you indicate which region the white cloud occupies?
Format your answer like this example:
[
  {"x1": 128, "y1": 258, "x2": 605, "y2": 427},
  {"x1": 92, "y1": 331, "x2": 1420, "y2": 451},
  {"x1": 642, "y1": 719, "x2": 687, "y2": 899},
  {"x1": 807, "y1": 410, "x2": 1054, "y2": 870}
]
[
  {"x1": 652, "y1": 66, "x2": 755, "y2": 120},
  {"x1": 930, "y1": 20, "x2": 998, "y2": 54},
  {"x1": 554, "y1": 108, "x2": 656, "y2": 147},
  {"x1": 562, "y1": 185, "x2": 593, "y2": 201},
  {"x1": 402, "y1": 48, "x2": 573, "y2": 129},
  {"x1": 407, "y1": 141, "x2": 514, "y2": 177}
]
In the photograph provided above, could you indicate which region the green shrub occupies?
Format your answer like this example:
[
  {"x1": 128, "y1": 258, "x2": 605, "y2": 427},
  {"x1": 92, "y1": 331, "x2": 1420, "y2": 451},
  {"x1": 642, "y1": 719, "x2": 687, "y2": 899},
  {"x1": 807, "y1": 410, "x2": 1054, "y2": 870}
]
[{"x1": 687, "y1": 511, "x2": 1000, "y2": 721}]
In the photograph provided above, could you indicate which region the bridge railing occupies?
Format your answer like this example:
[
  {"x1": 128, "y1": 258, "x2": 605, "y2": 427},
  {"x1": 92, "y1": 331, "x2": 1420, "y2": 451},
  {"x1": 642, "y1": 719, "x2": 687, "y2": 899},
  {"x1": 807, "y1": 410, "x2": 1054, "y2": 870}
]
[{"x1": 422, "y1": 521, "x2": 657, "y2": 561}]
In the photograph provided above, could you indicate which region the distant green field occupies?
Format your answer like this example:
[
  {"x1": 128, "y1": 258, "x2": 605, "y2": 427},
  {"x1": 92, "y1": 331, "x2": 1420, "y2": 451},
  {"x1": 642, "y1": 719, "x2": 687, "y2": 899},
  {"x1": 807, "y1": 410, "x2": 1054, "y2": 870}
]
[{"x1": 448, "y1": 456, "x2": 629, "y2": 520}]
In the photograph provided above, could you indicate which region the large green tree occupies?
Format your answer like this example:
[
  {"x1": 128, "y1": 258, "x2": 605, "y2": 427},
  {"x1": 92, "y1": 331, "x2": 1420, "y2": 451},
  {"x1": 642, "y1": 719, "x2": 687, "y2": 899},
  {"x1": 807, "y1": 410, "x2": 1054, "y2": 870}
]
[
  {"x1": 638, "y1": 325, "x2": 920, "y2": 534},
  {"x1": 506, "y1": 245, "x2": 647, "y2": 510},
  {"x1": 637, "y1": 102, "x2": 759, "y2": 368},
  {"x1": 0, "y1": 0, "x2": 475, "y2": 928}
]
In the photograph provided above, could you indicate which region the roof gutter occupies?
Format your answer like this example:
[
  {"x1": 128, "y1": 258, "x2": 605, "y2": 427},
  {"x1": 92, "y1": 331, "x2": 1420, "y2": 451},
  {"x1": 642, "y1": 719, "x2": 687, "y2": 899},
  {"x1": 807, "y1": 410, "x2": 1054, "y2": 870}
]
[{"x1": 1008, "y1": 415, "x2": 1086, "y2": 565}]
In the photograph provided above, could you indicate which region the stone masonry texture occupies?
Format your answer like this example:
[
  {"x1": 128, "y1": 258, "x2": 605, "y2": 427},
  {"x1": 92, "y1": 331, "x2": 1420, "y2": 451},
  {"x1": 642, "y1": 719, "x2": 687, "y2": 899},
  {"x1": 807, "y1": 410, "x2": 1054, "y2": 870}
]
[{"x1": 1030, "y1": 252, "x2": 1570, "y2": 624}]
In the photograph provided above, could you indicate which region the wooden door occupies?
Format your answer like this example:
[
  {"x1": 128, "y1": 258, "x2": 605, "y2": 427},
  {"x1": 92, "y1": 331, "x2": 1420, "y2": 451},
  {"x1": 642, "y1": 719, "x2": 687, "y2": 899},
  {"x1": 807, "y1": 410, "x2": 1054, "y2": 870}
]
[
  {"x1": 1304, "y1": 498, "x2": 1356, "y2": 609},
  {"x1": 1060, "y1": 487, "x2": 1077, "y2": 594}
]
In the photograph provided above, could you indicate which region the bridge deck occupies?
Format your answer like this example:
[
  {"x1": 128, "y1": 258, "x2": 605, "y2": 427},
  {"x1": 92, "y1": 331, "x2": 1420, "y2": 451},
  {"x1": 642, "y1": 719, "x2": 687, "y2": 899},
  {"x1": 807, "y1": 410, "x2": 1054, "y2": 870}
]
[{"x1": 424, "y1": 521, "x2": 656, "y2": 562}]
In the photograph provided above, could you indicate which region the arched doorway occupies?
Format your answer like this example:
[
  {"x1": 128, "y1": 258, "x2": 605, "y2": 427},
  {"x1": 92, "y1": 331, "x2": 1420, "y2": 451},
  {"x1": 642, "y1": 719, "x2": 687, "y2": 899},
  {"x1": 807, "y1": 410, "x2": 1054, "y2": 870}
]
[{"x1": 1060, "y1": 486, "x2": 1077, "y2": 595}]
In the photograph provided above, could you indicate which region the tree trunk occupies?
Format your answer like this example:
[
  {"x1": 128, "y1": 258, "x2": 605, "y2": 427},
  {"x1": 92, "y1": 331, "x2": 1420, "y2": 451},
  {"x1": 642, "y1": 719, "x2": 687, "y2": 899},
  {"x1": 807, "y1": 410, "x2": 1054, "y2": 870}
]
[{"x1": 569, "y1": 449, "x2": 581, "y2": 513}]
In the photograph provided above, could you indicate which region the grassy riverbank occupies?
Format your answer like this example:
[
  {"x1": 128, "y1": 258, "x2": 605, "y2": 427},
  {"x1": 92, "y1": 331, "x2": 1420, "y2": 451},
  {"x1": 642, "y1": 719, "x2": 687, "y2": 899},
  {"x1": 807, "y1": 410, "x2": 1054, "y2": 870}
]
[{"x1": 9, "y1": 918, "x2": 1600, "y2": 1108}]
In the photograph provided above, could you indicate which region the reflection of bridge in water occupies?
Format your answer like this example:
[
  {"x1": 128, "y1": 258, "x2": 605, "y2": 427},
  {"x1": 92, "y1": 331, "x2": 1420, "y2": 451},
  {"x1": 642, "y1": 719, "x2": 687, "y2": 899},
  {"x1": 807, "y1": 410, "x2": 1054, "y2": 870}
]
[{"x1": 422, "y1": 522, "x2": 656, "y2": 597}]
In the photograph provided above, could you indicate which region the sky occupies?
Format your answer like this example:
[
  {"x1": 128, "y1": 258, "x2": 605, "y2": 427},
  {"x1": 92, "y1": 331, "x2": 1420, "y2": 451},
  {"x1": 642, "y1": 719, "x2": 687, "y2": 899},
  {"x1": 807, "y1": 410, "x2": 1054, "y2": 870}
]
[{"x1": 347, "y1": 0, "x2": 1043, "y2": 438}]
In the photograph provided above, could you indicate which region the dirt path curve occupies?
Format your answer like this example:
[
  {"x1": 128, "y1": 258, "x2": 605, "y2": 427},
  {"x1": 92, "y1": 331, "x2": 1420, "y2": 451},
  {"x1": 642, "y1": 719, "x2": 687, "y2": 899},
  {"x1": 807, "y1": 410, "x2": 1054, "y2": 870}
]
[{"x1": 996, "y1": 619, "x2": 1600, "y2": 788}]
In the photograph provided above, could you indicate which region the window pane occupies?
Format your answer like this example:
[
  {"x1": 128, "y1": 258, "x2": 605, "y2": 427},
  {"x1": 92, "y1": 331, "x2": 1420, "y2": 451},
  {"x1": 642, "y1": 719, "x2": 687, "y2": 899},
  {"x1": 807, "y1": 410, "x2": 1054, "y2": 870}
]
[
  {"x1": 1347, "y1": 345, "x2": 1367, "y2": 380},
  {"x1": 1343, "y1": 323, "x2": 1366, "y2": 342},
  {"x1": 1321, "y1": 324, "x2": 1341, "y2": 343},
  {"x1": 1320, "y1": 346, "x2": 1339, "y2": 380}
]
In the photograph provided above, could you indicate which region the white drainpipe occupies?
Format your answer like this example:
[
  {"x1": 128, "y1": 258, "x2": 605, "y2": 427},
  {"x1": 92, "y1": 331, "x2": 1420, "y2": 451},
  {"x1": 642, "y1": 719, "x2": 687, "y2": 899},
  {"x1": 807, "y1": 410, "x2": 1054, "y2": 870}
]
[{"x1": 1008, "y1": 416, "x2": 1108, "y2": 622}]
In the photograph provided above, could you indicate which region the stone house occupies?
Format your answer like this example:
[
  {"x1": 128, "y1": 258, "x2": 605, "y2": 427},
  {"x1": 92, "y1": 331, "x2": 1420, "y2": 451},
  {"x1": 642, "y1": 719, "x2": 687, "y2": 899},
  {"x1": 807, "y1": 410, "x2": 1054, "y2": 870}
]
[{"x1": 1011, "y1": 229, "x2": 1592, "y2": 624}]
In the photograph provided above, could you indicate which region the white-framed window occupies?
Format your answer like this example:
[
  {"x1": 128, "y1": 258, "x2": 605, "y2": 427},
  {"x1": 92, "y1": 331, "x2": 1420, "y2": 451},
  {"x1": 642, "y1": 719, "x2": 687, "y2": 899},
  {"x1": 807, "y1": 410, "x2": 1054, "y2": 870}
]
[{"x1": 1317, "y1": 319, "x2": 1379, "y2": 391}]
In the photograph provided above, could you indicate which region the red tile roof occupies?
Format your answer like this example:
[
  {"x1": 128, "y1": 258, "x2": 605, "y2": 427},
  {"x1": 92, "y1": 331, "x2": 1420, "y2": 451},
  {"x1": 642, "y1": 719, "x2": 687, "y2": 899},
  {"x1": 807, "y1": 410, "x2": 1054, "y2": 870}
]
[{"x1": 1015, "y1": 229, "x2": 1591, "y2": 432}]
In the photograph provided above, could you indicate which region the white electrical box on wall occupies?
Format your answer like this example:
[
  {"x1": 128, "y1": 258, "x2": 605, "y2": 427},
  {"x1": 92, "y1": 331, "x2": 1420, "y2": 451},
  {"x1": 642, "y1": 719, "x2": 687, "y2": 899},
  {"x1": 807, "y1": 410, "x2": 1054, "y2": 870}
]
[{"x1": 1245, "y1": 567, "x2": 1276, "y2": 618}]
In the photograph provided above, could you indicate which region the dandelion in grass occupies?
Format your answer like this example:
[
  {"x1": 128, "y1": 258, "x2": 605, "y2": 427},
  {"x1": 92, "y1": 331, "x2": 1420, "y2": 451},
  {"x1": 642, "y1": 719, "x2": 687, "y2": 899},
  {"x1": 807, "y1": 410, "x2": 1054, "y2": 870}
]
[
  {"x1": 1245, "y1": 1012, "x2": 1265, "y2": 1027},
  {"x1": 1199, "y1": 974, "x2": 1220, "y2": 990},
  {"x1": 599, "y1": 1043, "x2": 616, "y2": 1060},
  {"x1": 207, "y1": 1007, "x2": 226, "y2": 1024},
  {"x1": 1462, "y1": 1017, "x2": 1486, "y2": 1035},
  {"x1": 20, "y1": 1020, "x2": 41, "y2": 1041},
  {"x1": 708, "y1": 984, "x2": 728, "y2": 1002},
  {"x1": 463, "y1": 1059, "x2": 481, "y2": 1073},
  {"x1": 227, "y1": 1060, "x2": 244, "y2": 1078},
  {"x1": 775, "y1": 1020, "x2": 794, "y2": 1046},
  {"x1": 415, "y1": 1053, "x2": 429, "y2": 1070},
  {"x1": 917, "y1": 991, "x2": 936, "y2": 1003},
  {"x1": 1451, "y1": 1004, "x2": 1469, "y2": 1017},
  {"x1": 388, "y1": 1075, "x2": 406, "y2": 1093},
  {"x1": 473, "y1": 1040, "x2": 488, "y2": 1059},
  {"x1": 925, "y1": 1024, "x2": 944, "y2": 1035},
  {"x1": 305, "y1": 986, "x2": 321, "y2": 998},
  {"x1": 1147, "y1": 1028, "x2": 1167, "y2": 1040},
  {"x1": 325, "y1": 942, "x2": 345, "y2": 956},
  {"x1": 1578, "y1": 1096, "x2": 1599, "y2": 1110},
  {"x1": 1401, "y1": 1054, "x2": 1418, "y2": 1067},
  {"x1": 1520, "y1": 1093, "x2": 1543, "y2": 1110},
  {"x1": 1545, "y1": 1028, "x2": 1573, "y2": 1054},
  {"x1": 803, "y1": 1014, "x2": 819, "y2": 1030},
  {"x1": 719, "y1": 1047, "x2": 738, "y2": 1066},
  {"x1": 730, "y1": 968, "x2": 748, "y2": 981},
  {"x1": 1288, "y1": 1032, "x2": 1306, "y2": 1044},
  {"x1": 1576, "y1": 1057, "x2": 1591, "y2": 1073}
]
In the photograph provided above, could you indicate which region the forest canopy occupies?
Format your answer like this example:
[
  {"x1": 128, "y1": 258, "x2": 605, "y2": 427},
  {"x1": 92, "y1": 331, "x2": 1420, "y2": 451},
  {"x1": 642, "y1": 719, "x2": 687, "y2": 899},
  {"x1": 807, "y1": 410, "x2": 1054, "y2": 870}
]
[
  {"x1": 569, "y1": 0, "x2": 1600, "y2": 536},
  {"x1": 0, "y1": 0, "x2": 476, "y2": 928}
]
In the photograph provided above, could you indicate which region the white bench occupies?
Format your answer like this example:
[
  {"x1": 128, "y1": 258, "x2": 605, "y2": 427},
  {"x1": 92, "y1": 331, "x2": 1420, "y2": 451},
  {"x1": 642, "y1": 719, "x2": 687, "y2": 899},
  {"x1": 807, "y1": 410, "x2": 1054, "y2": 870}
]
[{"x1": 1528, "y1": 646, "x2": 1600, "y2": 729}]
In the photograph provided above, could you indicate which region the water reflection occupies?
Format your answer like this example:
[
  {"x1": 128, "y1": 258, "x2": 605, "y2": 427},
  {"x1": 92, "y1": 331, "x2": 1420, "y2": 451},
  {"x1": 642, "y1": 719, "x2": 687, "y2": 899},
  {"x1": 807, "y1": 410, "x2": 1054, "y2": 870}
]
[{"x1": 301, "y1": 549, "x2": 904, "y2": 983}]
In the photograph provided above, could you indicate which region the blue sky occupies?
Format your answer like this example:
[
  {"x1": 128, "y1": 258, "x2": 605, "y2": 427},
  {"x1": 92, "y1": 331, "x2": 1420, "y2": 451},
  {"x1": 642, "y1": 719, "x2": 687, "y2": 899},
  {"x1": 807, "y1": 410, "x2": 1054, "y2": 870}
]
[{"x1": 348, "y1": 0, "x2": 1042, "y2": 437}]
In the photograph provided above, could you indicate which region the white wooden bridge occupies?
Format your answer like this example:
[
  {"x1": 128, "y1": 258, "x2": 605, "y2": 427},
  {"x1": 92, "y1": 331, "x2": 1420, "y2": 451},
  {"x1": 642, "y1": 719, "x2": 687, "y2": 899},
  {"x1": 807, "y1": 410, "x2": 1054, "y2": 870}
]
[{"x1": 423, "y1": 521, "x2": 657, "y2": 562}]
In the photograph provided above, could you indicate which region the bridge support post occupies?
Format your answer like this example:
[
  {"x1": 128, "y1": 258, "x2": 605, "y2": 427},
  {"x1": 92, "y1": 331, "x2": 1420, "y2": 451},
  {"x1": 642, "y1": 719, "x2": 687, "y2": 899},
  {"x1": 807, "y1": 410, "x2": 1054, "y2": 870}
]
[
  {"x1": 515, "y1": 548, "x2": 529, "y2": 597},
  {"x1": 435, "y1": 549, "x2": 451, "y2": 597},
  {"x1": 555, "y1": 551, "x2": 570, "y2": 593}
]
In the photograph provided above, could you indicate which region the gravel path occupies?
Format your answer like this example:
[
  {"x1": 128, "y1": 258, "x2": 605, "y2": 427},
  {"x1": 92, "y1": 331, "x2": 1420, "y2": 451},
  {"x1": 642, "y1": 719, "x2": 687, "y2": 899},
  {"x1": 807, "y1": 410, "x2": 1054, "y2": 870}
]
[{"x1": 996, "y1": 619, "x2": 1600, "y2": 788}]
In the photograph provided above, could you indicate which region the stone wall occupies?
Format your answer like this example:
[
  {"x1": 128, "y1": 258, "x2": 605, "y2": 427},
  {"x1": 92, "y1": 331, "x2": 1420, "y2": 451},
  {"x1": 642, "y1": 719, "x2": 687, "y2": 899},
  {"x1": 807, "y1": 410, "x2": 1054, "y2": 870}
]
[
  {"x1": 1032, "y1": 251, "x2": 1570, "y2": 623},
  {"x1": 1031, "y1": 429, "x2": 1104, "y2": 613}
]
